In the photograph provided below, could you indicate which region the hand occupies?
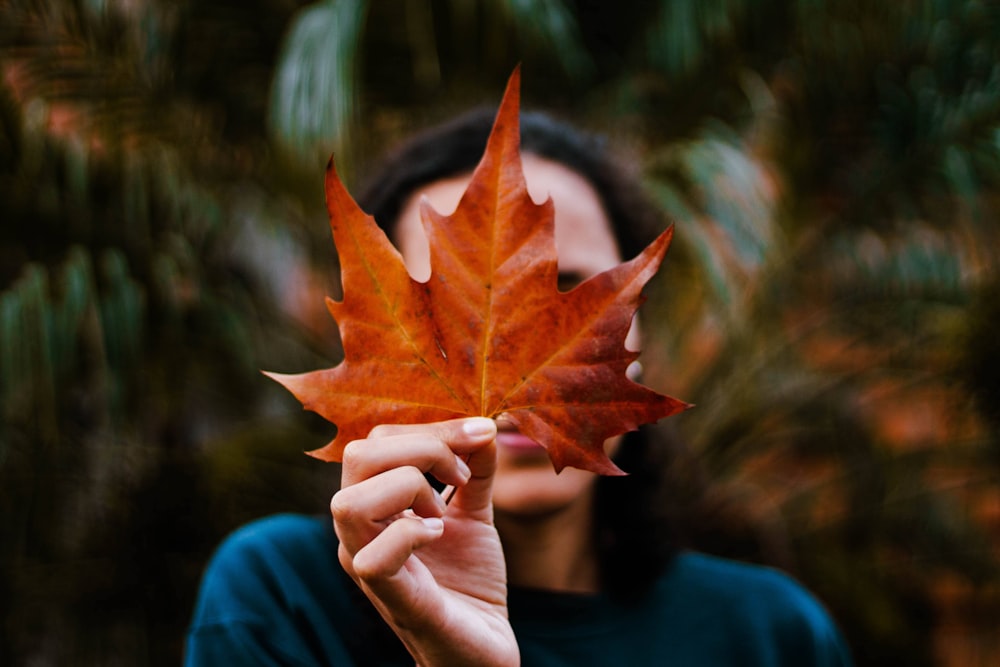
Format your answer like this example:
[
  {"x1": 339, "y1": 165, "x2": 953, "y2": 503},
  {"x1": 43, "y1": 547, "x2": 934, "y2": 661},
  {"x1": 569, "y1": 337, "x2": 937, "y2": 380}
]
[{"x1": 331, "y1": 417, "x2": 519, "y2": 667}]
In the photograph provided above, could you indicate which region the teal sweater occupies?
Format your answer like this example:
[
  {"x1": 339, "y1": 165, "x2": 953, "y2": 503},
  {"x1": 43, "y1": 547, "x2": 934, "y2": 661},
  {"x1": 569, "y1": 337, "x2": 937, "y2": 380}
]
[{"x1": 185, "y1": 514, "x2": 852, "y2": 666}]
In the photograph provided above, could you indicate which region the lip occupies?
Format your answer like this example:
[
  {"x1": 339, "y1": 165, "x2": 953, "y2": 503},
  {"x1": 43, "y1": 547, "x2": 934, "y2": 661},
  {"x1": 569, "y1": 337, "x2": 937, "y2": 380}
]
[{"x1": 496, "y1": 430, "x2": 546, "y2": 452}]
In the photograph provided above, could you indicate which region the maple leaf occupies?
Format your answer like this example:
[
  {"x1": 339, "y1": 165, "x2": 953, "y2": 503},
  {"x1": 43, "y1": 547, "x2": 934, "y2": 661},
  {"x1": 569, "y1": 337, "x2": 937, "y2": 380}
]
[{"x1": 266, "y1": 69, "x2": 689, "y2": 475}]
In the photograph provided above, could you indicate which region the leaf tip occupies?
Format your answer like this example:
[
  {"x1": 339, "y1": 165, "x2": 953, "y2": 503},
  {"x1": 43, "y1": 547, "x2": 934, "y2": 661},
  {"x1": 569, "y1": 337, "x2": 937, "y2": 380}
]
[
  {"x1": 260, "y1": 368, "x2": 284, "y2": 384},
  {"x1": 672, "y1": 398, "x2": 696, "y2": 415},
  {"x1": 488, "y1": 67, "x2": 523, "y2": 156},
  {"x1": 324, "y1": 154, "x2": 355, "y2": 219},
  {"x1": 261, "y1": 369, "x2": 319, "y2": 410},
  {"x1": 507, "y1": 63, "x2": 522, "y2": 93},
  {"x1": 548, "y1": 445, "x2": 627, "y2": 477},
  {"x1": 306, "y1": 441, "x2": 341, "y2": 463}
]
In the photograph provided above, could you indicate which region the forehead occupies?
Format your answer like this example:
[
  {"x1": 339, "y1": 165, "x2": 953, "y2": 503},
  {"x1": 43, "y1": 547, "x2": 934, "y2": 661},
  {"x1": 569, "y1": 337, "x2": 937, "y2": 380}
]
[{"x1": 393, "y1": 154, "x2": 622, "y2": 281}]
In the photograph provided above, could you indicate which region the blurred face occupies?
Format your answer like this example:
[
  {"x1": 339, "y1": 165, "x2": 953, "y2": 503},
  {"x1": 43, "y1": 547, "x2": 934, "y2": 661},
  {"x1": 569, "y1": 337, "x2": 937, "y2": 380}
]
[{"x1": 395, "y1": 154, "x2": 638, "y2": 516}]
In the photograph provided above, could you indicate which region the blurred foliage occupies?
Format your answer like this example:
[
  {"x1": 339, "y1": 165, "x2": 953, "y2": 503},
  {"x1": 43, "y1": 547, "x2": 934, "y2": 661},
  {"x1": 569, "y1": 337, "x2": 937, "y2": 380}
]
[
  {"x1": 1, "y1": 0, "x2": 998, "y2": 665},
  {"x1": 270, "y1": 0, "x2": 367, "y2": 168}
]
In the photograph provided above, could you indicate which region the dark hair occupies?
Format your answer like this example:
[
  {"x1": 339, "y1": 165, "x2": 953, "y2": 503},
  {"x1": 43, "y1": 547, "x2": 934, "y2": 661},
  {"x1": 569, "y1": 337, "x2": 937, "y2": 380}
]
[
  {"x1": 356, "y1": 107, "x2": 662, "y2": 262},
  {"x1": 355, "y1": 107, "x2": 687, "y2": 599}
]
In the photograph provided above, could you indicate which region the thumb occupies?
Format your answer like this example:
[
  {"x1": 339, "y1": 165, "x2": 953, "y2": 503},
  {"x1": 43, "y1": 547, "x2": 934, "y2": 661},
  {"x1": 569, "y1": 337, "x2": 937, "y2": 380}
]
[{"x1": 446, "y1": 418, "x2": 497, "y2": 515}]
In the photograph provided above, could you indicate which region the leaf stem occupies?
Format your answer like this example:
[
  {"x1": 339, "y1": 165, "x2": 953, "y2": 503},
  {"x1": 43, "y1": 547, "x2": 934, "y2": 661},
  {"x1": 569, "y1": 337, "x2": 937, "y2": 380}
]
[{"x1": 441, "y1": 453, "x2": 470, "y2": 505}]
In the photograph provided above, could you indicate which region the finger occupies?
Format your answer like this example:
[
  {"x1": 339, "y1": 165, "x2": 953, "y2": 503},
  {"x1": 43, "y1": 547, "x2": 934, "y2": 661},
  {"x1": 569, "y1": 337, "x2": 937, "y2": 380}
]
[
  {"x1": 447, "y1": 421, "x2": 499, "y2": 514},
  {"x1": 366, "y1": 417, "x2": 496, "y2": 454},
  {"x1": 340, "y1": 431, "x2": 473, "y2": 490},
  {"x1": 341, "y1": 417, "x2": 497, "y2": 487},
  {"x1": 349, "y1": 513, "x2": 444, "y2": 586},
  {"x1": 332, "y1": 466, "x2": 446, "y2": 553}
]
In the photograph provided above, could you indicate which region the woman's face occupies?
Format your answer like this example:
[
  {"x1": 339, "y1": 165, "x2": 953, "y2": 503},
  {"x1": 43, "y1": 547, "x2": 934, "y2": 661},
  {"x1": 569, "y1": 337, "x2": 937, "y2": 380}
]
[{"x1": 394, "y1": 154, "x2": 637, "y2": 516}]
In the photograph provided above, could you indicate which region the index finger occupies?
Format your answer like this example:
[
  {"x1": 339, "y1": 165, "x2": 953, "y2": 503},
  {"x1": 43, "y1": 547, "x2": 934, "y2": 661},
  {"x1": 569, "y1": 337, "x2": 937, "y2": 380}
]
[
  {"x1": 443, "y1": 419, "x2": 498, "y2": 516},
  {"x1": 342, "y1": 418, "x2": 498, "y2": 490},
  {"x1": 365, "y1": 417, "x2": 496, "y2": 449}
]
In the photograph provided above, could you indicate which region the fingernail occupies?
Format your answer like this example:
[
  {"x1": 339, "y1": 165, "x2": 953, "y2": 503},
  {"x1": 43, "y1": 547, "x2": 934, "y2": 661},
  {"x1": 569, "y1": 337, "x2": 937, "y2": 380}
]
[
  {"x1": 462, "y1": 417, "x2": 495, "y2": 439},
  {"x1": 434, "y1": 488, "x2": 448, "y2": 511},
  {"x1": 421, "y1": 517, "x2": 444, "y2": 532},
  {"x1": 455, "y1": 456, "x2": 471, "y2": 480}
]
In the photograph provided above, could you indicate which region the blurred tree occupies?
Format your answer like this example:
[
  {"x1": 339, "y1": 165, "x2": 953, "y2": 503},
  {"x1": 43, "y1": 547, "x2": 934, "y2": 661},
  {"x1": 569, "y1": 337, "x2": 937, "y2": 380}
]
[
  {"x1": 2, "y1": 0, "x2": 998, "y2": 665},
  {"x1": 632, "y1": 1, "x2": 1000, "y2": 665},
  {"x1": 0, "y1": 1, "x2": 338, "y2": 664}
]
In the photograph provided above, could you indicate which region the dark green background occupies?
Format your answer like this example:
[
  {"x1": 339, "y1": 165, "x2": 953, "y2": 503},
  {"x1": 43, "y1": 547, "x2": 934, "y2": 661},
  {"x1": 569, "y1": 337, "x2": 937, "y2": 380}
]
[{"x1": 2, "y1": 1, "x2": 998, "y2": 665}]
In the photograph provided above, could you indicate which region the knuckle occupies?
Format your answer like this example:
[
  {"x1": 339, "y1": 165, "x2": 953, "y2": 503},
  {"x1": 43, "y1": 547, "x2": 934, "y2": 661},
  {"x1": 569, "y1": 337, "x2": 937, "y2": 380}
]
[
  {"x1": 367, "y1": 423, "x2": 392, "y2": 439},
  {"x1": 430, "y1": 434, "x2": 451, "y2": 457},
  {"x1": 351, "y1": 558, "x2": 377, "y2": 581},
  {"x1": 329, "y1": 490, "x2": 357, "y2": 523},
  {"x1": 337, "y1": 545, "x2": 357, "y2": 577},
  {"x1": 399, "y1": 465, "x2": 427, "y2": 488},
  {"x1": 351, "y1": 549, "x2": 387, "y2": 582},
  {"x1": 340, "y1": 440, "x2": 365, "y2": 469}
]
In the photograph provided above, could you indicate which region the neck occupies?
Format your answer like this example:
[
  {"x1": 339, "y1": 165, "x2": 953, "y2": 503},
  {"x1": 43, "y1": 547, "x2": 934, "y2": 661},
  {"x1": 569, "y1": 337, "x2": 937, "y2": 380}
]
[{"x1": 494, "y1": 489, "x2": 599, "y2": 594}]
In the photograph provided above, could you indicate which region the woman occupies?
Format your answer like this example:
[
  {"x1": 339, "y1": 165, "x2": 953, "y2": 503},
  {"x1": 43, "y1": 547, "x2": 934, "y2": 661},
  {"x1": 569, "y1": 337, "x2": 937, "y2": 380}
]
[{"x1": 185, "y1": 109, "x2": 853, "y2": 666}]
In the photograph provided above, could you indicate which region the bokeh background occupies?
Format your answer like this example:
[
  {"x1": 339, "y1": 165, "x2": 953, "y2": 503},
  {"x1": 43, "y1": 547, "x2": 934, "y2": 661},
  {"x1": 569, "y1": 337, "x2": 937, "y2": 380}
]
[{"x1": 2, "y1": 1, "x2": 999, "y2": 665}]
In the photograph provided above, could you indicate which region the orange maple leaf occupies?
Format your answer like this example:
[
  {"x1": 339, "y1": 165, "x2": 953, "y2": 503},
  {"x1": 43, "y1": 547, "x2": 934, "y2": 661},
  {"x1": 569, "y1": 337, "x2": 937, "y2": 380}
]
[{"x1": 266, "y1": 69, "x2": 689, "y2": 475}]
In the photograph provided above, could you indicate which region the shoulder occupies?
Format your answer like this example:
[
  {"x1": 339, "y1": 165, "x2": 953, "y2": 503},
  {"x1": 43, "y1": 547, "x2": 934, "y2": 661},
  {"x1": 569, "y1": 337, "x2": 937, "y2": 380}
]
[
  {"x1": 655, "y1": 552, "x2": 853, "y2": 665},
  {"x1": 208, "y1": 513, "x2": 335, "y2": 575},
  {"x1": 191, "y1": 513, "x2": 342, "y2": 625},
  {"x1": 186, "y1": 514, "x2": 386, "y2": 666},
  {"x1": 666, "y1": 551, "x2": 823, "y2": 609}
]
